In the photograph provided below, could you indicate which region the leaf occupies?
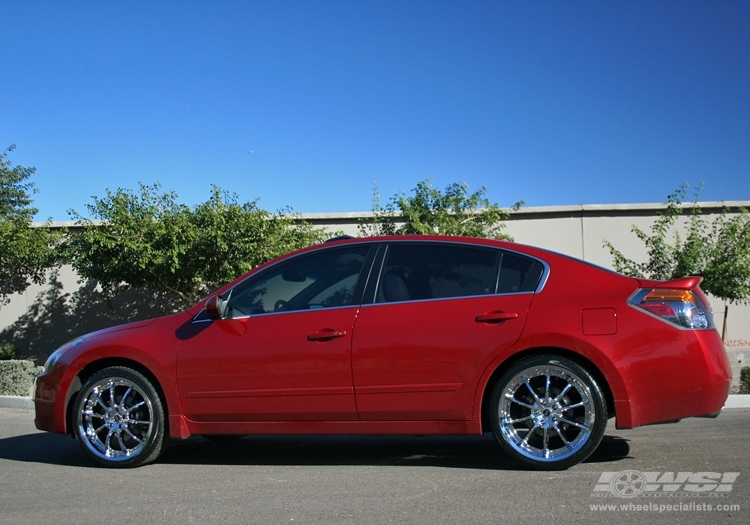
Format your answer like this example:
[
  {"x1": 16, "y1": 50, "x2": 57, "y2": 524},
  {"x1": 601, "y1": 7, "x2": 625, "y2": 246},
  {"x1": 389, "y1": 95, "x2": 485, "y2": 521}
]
[
  {"x1": 603, "y1": 183, "x2": 750, "y2": 305},
  {"x1": 359, "y1": 178, "x2": 520, "y2": 240},
  {"x1": 65, "y1": 184, "x2": 329, "y2": 308}
]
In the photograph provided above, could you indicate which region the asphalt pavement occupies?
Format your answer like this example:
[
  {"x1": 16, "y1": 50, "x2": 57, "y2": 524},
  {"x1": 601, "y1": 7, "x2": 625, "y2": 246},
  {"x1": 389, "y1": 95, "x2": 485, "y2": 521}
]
[{"x1": 1, "y1": 407, "x2": 748, "y2": 525}]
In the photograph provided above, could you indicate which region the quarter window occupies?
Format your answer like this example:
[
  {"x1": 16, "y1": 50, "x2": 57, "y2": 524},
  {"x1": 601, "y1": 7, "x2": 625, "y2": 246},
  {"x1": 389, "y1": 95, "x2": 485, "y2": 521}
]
[{"x1": 497, "y1": 252, "x2": 544, "y2": 293}]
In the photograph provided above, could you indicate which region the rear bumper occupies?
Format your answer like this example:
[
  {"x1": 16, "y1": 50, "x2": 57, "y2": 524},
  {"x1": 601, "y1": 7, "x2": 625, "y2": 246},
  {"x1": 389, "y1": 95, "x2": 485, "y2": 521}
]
[{"x1": 616, "y1": 330, "x2": 731, "y2": 429}]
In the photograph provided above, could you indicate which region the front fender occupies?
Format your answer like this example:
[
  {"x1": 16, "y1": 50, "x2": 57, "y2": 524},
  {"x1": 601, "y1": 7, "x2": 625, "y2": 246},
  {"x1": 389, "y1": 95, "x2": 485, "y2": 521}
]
[{"x1": 36, "y1": 312, "x2": 191, "y2": 435}]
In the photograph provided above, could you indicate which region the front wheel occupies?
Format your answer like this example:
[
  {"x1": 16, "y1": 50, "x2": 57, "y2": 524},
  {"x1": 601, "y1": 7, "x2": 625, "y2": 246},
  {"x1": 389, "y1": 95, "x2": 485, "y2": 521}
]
[
  {"x1": 489, "y1": 355, "x2": 607, "y2": 470},
  {"x1": 73, "y1": 366, "x2": 167, "y2": 468}
]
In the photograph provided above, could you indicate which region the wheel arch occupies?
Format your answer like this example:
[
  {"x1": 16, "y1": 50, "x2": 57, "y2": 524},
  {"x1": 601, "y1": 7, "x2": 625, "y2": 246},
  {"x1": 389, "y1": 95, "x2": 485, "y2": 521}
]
[
  {"x1": 65, "y1": 357, "x2": 170, "y2": 436},
  {"x1": 478, "y1": 347, "x2": 616, "y2": 434}
]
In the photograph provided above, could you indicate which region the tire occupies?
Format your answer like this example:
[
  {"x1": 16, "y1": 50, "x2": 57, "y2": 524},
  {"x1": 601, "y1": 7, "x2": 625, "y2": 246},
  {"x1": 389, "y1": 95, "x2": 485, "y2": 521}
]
[
  {"x1": 489, "y1": 355, "x2": 607, "y2": 470},
  {"x1": 72, "y1": 366, "x2": 167, "y2": 468}
]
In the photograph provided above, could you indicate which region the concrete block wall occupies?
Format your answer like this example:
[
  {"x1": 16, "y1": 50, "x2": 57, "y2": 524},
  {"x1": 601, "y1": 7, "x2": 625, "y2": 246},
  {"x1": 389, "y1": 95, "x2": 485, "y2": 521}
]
[{"x1": 726, "y1": 348, "x2": 749, "y2": 388}]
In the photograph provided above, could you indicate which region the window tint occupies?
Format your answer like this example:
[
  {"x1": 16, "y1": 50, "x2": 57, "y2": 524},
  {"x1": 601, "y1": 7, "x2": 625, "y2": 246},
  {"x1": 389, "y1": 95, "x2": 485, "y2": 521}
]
[
  {"x1": 225, "y1": 245, "x2": 370, "y2": 317},
  {"x1": 497, "y1": 252, "x2": 544, "y2": 293},
  {"x1": 376, "y1": 244, "x2": 498, "y2": 303}
]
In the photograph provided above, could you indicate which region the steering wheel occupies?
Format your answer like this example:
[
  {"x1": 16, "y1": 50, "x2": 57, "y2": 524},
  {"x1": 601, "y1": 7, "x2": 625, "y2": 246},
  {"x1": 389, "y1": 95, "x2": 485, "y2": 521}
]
[{"x1": 274, "y1": 299, "x2": 291, "y2": 312}]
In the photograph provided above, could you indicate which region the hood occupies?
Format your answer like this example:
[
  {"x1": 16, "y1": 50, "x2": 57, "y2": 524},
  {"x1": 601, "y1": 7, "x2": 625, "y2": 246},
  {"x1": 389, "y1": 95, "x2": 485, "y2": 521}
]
[{"x1": 81, "y1": 318, "x2": 158, "y2": 341}]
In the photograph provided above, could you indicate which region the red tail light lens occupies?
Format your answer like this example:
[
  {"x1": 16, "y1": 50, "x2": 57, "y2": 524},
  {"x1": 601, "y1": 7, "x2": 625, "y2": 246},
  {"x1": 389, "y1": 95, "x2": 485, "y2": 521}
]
[{"x1": 629, "y1": 288, "x2": 714, "y2": 330}]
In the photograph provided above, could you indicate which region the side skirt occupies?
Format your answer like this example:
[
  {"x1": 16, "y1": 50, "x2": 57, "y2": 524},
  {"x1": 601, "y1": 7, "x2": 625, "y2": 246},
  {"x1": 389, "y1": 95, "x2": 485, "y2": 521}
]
[{"x1": 178, "y1": 419, "x2": 483, "y2": 438}]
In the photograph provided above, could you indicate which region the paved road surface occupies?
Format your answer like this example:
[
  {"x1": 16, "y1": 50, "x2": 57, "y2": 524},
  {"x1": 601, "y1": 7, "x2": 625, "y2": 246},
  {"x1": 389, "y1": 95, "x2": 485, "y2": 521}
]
[{"x1": 1, "y1": 408, "x2": 748, "y2": 524}]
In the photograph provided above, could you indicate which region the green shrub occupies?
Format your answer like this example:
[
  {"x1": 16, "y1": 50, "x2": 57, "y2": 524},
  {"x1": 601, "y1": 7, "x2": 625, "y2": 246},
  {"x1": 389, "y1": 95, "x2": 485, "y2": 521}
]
[
  {"x1": 0, "y1": 342, "x2": 18, "y2": 360},
  {"x1": 740, "y1": 367, "x2": 750, "y2": 395},
  {"x1": 0, "y1": 360, "x2": 43, "y2": 396}
]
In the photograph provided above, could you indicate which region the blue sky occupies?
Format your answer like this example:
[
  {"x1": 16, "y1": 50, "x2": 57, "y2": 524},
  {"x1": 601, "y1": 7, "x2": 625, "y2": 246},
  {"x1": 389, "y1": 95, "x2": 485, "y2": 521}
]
[{"x1": 2, "y1": 1, "x2": 749, "y2": 221}]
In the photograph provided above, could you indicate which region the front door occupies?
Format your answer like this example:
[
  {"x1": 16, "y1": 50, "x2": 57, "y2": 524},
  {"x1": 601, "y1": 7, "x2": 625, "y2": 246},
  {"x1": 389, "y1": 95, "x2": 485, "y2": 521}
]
[{"x1": 177, "y1": 244, "x2": 372, "y2": 422}]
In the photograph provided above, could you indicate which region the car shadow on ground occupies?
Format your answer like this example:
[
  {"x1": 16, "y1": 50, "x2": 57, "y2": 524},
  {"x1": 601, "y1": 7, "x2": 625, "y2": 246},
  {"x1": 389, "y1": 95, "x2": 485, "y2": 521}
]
[
  {"x1": 0, "y1": 431, "x2": 88, "y2": 467},
  {"x1": 0, "y1": 432, "x2": 631, "y2": 470}
]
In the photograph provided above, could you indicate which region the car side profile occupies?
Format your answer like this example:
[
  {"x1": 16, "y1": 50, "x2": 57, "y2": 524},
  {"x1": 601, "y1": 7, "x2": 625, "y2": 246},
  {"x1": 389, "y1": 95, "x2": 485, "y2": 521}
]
[{"x1": 34, "y1": 235, "x2": 732, "y2": 470}]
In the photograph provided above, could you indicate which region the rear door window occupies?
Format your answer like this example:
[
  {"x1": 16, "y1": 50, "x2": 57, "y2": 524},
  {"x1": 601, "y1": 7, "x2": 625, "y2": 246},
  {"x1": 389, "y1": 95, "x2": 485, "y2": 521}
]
[{"x1": 375, "y1": 243, "x2": 499, "y2": 303}]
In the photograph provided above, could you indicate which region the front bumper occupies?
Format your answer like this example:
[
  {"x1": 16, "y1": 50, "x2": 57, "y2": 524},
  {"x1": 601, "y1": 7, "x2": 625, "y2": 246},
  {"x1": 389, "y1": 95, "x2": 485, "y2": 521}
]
[{"x1": 33, "y1": 371, "x2": 63, "y2": 434}]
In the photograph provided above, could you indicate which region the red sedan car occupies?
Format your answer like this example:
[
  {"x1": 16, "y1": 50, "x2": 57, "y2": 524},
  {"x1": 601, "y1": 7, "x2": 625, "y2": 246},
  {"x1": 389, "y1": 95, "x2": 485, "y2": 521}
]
[{"x1": 34, "y1": 236, "x2": 731, "y2": 470}]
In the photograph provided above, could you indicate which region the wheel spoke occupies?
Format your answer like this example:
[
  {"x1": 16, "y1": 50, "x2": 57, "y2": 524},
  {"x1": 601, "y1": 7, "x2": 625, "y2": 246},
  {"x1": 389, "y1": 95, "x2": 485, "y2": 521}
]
[
  {"x1": 543, "y1": 424, "x2": 549, "y2": 457},
  {"x1": 556, "y1": 416, "x2": 589, "y2": 430},
  {"x1": 114, "y1": 429, "x2": 127, "y2": 453},
  {"x1": 551, "y1": 420, "x2": 573, "y2": 449},
  {"x1": 544, "y1": 373, "x2": 551, "y2": 402},
  {"x1": 121, "y1": 387, "x2": 133, "y2": 406},
  {"x1": 521, "y1": 422, "x2": 541, "y2": 445},
  {"x1": 552, "y1": 383, "x2": 572, "y2": 404},
  {"x1": 109, "y1": 384, "x2": 117, "y2": 409},
  {"x1": 127, "y1": 400, "x2": 146, "y2": 413},
  {"x1": 93, "y1": 391, "x2": 108, "y2": 411},
  {"x1": 122, "y1": 426, "x2": 143, "y2": 444},
  {"x1": 105, "y1": 428, "x2": 117, "y2": 453},
  {"x1": 524, "y1": 379, "x2": 543, "y2": 406},
  {"x1": 560, "y1": 401, "x2": 585, "y2": 411},
  {"x1": 83, "y1": 409, "x2": 104, "y2": 420},
  {"x1": 507, "y1": 395, "x2": 536, "y2": 411},
  {"x1": 506, "y1": 414, "x2": 535, "y2": 425}
]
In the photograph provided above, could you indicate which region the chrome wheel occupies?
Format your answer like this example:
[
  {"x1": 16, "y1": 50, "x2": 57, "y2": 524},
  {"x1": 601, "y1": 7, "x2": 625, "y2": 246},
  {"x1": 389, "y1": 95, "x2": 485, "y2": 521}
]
[
  {"x1": 491, "y1": 356, "x2": 606, "y2": 470},
  {"x1": 73, "y1": 367, "x2": 166, "y2": 467}
]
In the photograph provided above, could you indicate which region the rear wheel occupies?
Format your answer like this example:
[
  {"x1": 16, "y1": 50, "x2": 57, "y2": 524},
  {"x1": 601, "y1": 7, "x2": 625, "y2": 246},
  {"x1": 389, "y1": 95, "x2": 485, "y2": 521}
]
[
  {"x1": 73, "y1": 366, "x2": 167, "y2": 468},
  {"x1": 489, "y1": 355, "x2": 607, "y2": 470}
]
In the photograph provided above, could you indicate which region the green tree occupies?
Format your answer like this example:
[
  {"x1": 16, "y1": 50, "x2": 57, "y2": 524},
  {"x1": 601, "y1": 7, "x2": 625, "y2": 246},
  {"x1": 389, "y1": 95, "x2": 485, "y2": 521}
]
[
  {"x1": 66, "y1": 184, "x2": 329, "y2": 309},
  {"x1": 359, "y1": 179, "x2": 523, "y2": 239},
  {"x1": 0, "y1": 145, "x2": 60, "y2": 306},
  {"x1": 603, "y1": 184, "x2": 750, "y2": 334}
]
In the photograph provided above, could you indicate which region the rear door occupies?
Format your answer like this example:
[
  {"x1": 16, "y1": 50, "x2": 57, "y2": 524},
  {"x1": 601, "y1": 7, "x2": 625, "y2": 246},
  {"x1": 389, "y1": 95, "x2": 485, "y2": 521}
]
[{"x1": 351, "y1": 242, "x2": 543, "y2": 421}]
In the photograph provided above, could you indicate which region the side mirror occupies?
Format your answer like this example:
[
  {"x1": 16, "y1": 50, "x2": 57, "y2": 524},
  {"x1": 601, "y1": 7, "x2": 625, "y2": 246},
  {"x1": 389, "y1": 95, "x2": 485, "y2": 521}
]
[{"x1": 204, "y1": 295, "x2": 223, "y2": 320}]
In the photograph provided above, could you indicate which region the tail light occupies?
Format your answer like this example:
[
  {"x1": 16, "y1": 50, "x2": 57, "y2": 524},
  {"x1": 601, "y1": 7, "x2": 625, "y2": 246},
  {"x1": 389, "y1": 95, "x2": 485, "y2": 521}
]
[{"x1": 629, "y1": 288, "x2": 715, "y2": 330}]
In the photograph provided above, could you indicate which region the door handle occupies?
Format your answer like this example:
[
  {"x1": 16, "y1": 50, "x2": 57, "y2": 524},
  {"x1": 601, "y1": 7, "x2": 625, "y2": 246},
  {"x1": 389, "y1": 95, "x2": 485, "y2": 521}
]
[
  {"x1": 307, "y1": 329, "x2": 347, "y2": 341},
  {"x1": 475, "y1": 312, "x2": 519, "y2": 323}
]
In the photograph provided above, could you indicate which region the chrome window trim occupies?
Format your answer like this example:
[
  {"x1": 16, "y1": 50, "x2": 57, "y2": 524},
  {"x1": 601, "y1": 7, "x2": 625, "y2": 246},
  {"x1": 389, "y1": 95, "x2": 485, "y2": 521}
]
[
  {"x1": 533, "y1": 258, "x2": 551, "y2": 293},
  {"x1": 190, "y1": 238, "x2": 551, "y2": 322},
  {"x1": 192, "y1": 303, "x2": 362, "y2": 323},
  {"x1": 360, "y1": 290, "x2": 537, "y2": 309}
]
